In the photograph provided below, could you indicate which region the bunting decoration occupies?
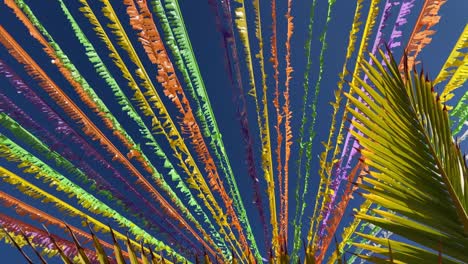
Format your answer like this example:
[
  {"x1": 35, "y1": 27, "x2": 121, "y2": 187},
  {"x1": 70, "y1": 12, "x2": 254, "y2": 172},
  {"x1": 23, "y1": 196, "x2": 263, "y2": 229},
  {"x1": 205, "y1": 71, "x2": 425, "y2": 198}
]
[{"x1": 0, "y1": 0, "x2": 466, "y2": 263}]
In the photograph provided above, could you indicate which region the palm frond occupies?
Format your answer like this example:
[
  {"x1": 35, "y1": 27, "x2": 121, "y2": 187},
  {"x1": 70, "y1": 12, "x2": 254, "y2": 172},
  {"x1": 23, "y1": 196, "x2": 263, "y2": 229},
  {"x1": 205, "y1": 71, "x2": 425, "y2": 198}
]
[{"x1": 346, "y1": 48, "x2": 468, "y2": 263}]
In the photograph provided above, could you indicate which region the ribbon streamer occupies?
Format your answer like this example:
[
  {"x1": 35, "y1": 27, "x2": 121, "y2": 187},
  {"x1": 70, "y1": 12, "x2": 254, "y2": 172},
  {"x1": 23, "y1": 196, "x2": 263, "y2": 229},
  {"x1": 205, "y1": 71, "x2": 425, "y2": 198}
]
[
  {"x1": 280, "y1": 0, "x2": 294, "y2": 244},
  {"x1": 208, "y1": 0, "x2": 268, "y2": 258},
  {"x1": 270, "y1": 0, "x2": 283, "y2": 249},
  {"x1": 0, "y1": 139, "x2": 184, "y2": 260},
  {"x1": 323, "y1": 4, "x2": 417, "y2": 261},
  {"x1": 290, "y1": 0, "x2": 336, "y2": 259},
  {"x1": 308, "y1": 0, "x2": 381, "y2": 256},
  {"x1": 0, "y1": 60, "x2": 201, "y2": 253},
  {"x1": 110, "y1": 0, "x2": 249, "y2": 259},
  {"x1": 77, "y1": 0, "x2": 241, "y2": 258},
  {"x1": 308, "y1": 0, "x2": 377, "y2": 250},
  {"x1": 231, "y1": 0, "x2": 279, "y2": 254},
  {"x1": 451, "y1": 91, "x2": 467, "y2": 136},
  {"x1": 325, "y1": 201, "x2": 373, "y2": 264},
  {"x1": 290, "y1": 0, "x2": 318, "y2": 260},
  {"x1": 318, "y1": 0, "x2": 396, "y2": 247},
  {"x1": 0, "y1": 111, "x2": 194, "y2": 252},
  {"x1": 5, "y1": 2, "x2": 213, "y2": 255},
  {"x1": 78, "y1": 0, "x2": 246, "y2": 258},
  {"x1": 147, "y1": 2, "x2": 259, "y2": 255},
  {"x1": 0, "y1": 213, "x2": 100, "y2": 263},
  {"x1": 0, "y1": 191, "x2": 135, "y2": 260},
  {"x1": 434, "y1": 23, "x2": 468, "y2": 120},
  {"x1": 0, "y1": 167, "x2": 172, "y2": 263},
  {"x1": 0, "y1": 24, "x2": 213, "y2": 258},
  {"x1": 398, "y1": 0, "x2": 447, "y2": 70},
  {"x1": 315, "y1": 163, "x2": 365, "y2": 263},
  {"x1": 55, "y1": 0, "x2": 228, "y2": 256},
  {"x1": 434, "y1": 24, "x2": 468, "y2": 86}
]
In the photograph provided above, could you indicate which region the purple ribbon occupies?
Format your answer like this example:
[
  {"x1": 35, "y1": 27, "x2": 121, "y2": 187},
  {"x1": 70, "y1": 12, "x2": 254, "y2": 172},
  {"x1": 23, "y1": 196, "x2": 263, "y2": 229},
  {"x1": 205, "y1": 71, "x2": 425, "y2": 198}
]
[
  {"x1": 208, "y1": 0, "x2": 269, "y2": 251},
  {"x1": 316, "y1": 0, "x2": 417, "y2": 243},
  {"x1": 0, "y1": 59, "x2": 196, "y2": 252}
]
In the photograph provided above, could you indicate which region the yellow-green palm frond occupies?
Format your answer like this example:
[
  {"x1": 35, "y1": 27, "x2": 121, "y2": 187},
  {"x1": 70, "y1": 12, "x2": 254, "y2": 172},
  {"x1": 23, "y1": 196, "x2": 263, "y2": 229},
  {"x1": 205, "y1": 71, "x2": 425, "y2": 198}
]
[{"x1": 346, "y1": 48, "x2": 468, "y2": 263}]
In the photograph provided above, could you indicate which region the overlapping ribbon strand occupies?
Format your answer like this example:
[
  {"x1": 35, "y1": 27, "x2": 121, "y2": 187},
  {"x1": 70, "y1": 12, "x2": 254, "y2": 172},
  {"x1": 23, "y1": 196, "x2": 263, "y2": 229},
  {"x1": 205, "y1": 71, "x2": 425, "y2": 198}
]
[
  {"x1": 313, "y1": 0, "x2": 364, "y2": 203},
  {"x1": 318, "y1": 0, "x2": 396, "y2": 246},
  {"x1": 78, "y1": 0, "x2": 244, "y2": 259},
  {"x1": 0, "y1": 66, "x2": 200, "y2": 254},
  {"x1": 434, "y1": 23, "x2": 468, "y2": 117},
  {"x1": 316, "y1": 2, "x2": 418, "y2": 261},
  {"x1": 439, "y1": 47, "x2": 468, "y2": 105},
  {"x1": 0, "y1": 191, "x2": 135, "y2": 261},
  {"x1": 0, "y1": 167, "x2": 172, "y2": 263},
  {"x1": 86, "y1": 3, "x2": 232, "y2": 258},
  {"x1": 96, "y1": 0, "x2": 247, "y2": 260},
  {"x1": 0, "y1": 213, "x2": 101, "y2": 263},
  {"x1": 253, "y1": 0, "x2": 279, "y2": 253},
  {"x1": 0, "y1": 26, "x2": 216, "y2": 259},
  {"x1": 270, "y1": 0, "x2": 284, "y2": 250},
  {"x1": 0, "y1": 34, "x2": 202, "y2": 257},
  {"x1": 0, "y1": 110, "x2": 194, "y2": 253},
  {"x1": 280, "y1": 0, "x2": 294, "y2": 245},
  {"x1": 118, "y1": 2, "x2": 251, "y2": 260},
  {"x1": 78, "y1": 1, "x2": 240, "y2": 258},
  {"x1": 387, "y1": 0, "x2": 416, "y2": 49},
  {"x1": 232, "y1": 0, "x2": 279, "y2": 254},
  {"x1": 290, "y1": 0, "x2": 318, "y2": 260},
  {"x1": 443, "y1": 61, "x2": 468, "y2": 135},
  {"x1": 231, "y1": 5, "x2": 276, "y2": 241},
  {"x1": 55, "y1": 0, "x2": 229, "y2": 257},
  {"x1": 451, "y1": 91, "x2": 468, "y2": 136},
  {"x1": 0, "y1": 90, "x2": 173, "y2": 235},
  {"x1": 295, "y1": 0, "x2": 336, "y2": 254},
  {"x1": 325, "y1": 200, "x2": 373, "y2": 264},
  {"x1": 319, "y1": 3, "x2": 417, "y2": 259},
  {"x1": 434, "y1": 24, "x2": 468, "y2": 85},
  {"x1": 324, "y1": 0, "x2": 416, "y2": 228},
  {"x1": 147, "y1": 1, "x2": 260, "y2": 256},
  {"x1": 329, "y1": 205, "x2": 387, "y2": 264},
  {"x1": 308, "y1": 0, "x2": 380, "y2": 250},
  {"x1": 399, "y1": 0, "x2": 462, "y2": 135},
  {"x1": 398, "y1": 0, "x2": 447, "y2": 71},
  {"x1": 9, "y1": 0, "x2": 193, "y2": 238},
  {"x1": 0, "y1": 111, "x2": 159, "y2": 234},
  {"x1": 315, "y1": 163, "x2": 366, "y2": 263},
  {"x1": 0, "y1": 137, "x2": 185, "y2": 261},
  {"x1": 330, "y1": 4, "x2": 417, "y2": 258},
  {"x1": 310, "y1": 0, "x2": 380, "y2": 251},
  {"x1": 0, "y1": 60, "x2": 192, "y2": 244},
  {"x1": 209, "y1": 0, "x2": 268, "y2": 258},
  {"x1": 5, "y1": 2, "x2": 215, "y2": 255},
  {"x1": 5, "y1": 0, "x2": 142, "y2": 165}
]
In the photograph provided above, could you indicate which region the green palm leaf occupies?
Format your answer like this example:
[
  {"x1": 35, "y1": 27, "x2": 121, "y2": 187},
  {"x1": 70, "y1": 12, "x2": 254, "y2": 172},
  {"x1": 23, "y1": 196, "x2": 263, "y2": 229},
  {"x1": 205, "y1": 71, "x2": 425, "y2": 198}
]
[{"x1": 346, "y1": 48, "x2": 468, "y2": 263}]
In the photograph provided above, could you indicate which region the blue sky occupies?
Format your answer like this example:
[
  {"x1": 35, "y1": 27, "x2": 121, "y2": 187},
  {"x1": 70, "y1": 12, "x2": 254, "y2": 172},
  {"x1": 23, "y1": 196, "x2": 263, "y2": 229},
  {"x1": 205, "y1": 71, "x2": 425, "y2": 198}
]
[{"x1": 0, "y1": 0, "x2": 467, "y2": 263}]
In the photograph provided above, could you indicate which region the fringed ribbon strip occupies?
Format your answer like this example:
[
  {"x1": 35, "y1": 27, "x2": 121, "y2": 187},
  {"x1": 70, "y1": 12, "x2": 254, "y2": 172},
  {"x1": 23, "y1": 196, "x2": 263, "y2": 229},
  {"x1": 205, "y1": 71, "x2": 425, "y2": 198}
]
[
  {"x1": 0, "y1": 25, "x2": 211, "y2": 259},
  {"x1": 231, "y1": 0, "x2": 278, "y2": 254},
  {"x1": 78, "y1": 0, "x2": 242, "y2": 258},
  {"x1": 118, "y1": 1, "x2": 250, "y2": 260},
  {"x1": 208, "y1": 0, "x2": 268, "y2": 259},
  {"x1": 0, "y1": 191, "x2": 134, "y2": 260},
  {"x1": 55, "y1": 0, "x2": 228, "y2": 257},
  {"x1": 398, "y1": 0, "x2": 446, "y2": 70},
  {"x1": 280, "y1": 0, "x2": 294, "y2": 245},
  {"x1": 147, "y1": 1, "x2": 260, "y2": 256},
  {"x1": 0, "y1": 167, "x2": 171, "y2": 263},
  {"x1": 0, "y1": 139, "x2": 183, "y2": 260},
  {"x1": 0, "y1": 213, "x2": 100, "y2": 263},
  {"x1": 5, "y1": 1, "x2": 211, "y2": 256}
]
